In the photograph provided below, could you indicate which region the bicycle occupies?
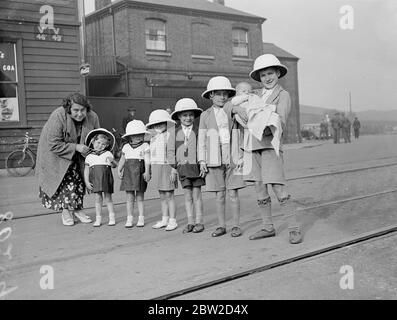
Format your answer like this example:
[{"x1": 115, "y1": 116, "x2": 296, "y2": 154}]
[{"x1": 5, "y1": 132, "x2": 38, "y2": 177}]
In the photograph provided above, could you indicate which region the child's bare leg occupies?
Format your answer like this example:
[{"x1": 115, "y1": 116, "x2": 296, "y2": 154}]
[
  {"x1": 192, "y1": 186, "x2": 203, "y2": 224},
  {"x1": 136, "y1": 191, "x2": 145, "y2": 226},
  {"x1": 229, "y1": 189, "x2": 242, "y2": 237},
  {"x1": 184, "y1": 187, "x2": 195, "y2": 225},
  {"x1": 94, "y1": 193, "x2": 103, "y2": 226},
  {"x1": 165, "y1": 191, "x2": 177, "y2": 231},
  {"x1": 104, "y1": 193, "x2": 115, "y2": 225},
  {"x1": 228, "y1": 189, "x2": 240, "y2": 228},
  {"x1": 215, "y1": 190, "x2": 226, "y2": 227},
  {"x1": 153, "y1": 191, "x2": 169, "y2": 228},
  {"x1": 167, "y1": 191, "x2": 176, "y2": 220},
  {"x1": 136, "y1": 191, "x2": 144, "y2": 217},
  {"x1": 125, "y1": 191, "x2": 135, "y2": 227},
  {"x1": 211, "y1": 190, "x2": 226, "y2": 236}
]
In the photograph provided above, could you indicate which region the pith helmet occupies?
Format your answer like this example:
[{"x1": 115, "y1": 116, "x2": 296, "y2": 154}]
[
  {"x1": 249, "y1": 54, "x2": 288, "y2": 82},
  {"x1": 122, "y1": 120, "x2": 149, "y2": 138},
  {"x1": 85, "y1": 128, "x2": 115, "y2": 151},
  {"x1": 171, "y1": 98, "x2": 203, "y2": 121},
  {"x1": 146, "y1": 109, "x2": 176, "y2": 129},
  {"x1": 201, "y1": 76, "x2": 236, "y2": 99}
]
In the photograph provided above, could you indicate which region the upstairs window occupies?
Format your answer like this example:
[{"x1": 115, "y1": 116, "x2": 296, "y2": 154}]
[
  {"x1": 145, "y1": 19, "x2": 166, "y2": 51},
  {"x1": 232, "y1": 28, "x2": 248, "y2": 57}
]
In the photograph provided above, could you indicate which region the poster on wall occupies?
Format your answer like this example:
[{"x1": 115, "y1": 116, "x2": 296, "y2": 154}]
[{"x1": 0, "y1": 41, "x2": 19, "y2": 122}]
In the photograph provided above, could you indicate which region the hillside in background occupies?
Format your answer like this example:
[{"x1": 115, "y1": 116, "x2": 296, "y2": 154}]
[
  {"x1": 300, "y1": 104, "x2": 397, "y2": 124},
  {"x1": 300, "y1": 104, "x2": 397, "y2": 135}
]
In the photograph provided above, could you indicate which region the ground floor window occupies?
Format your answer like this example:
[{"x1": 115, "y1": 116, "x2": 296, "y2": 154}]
[{"x1": 0, "y1": 41, "x2": 20, "y2": 122}]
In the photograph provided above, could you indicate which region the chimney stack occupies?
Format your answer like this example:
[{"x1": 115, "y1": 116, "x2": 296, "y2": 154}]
[{"x1": 213, "y1": 0, "x2": 225, "y2": 5}]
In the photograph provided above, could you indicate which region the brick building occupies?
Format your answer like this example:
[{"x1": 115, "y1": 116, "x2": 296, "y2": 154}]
[
  {"x1": 86, "y1": 0, "x2": 301, "y2": 142},
  {"x1": 0, "y1": 0, "x2": 83, "y2": 167}
]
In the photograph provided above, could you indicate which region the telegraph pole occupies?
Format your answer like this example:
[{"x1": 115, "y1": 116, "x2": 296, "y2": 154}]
[{"x1": 349, "y1": 91, "x2": 352, "y2": 116}]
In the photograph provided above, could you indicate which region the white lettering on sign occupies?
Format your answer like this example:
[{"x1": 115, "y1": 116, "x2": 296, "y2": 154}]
[{"x1": 2, "y1": 65, "x2": 15, "y2": 72}]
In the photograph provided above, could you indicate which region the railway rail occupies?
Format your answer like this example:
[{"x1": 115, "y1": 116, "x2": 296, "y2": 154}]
[{"x1": 152, "y1": 225, "x2": 397, "y2": 300}]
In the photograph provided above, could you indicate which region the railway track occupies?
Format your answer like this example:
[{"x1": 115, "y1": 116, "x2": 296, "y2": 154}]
[
  {"x1": 11, "y1": 160, "x2": 397, "y2": 220},
  {"x1": 152, "y1": 224, "x2": 397, "y2": 300}
]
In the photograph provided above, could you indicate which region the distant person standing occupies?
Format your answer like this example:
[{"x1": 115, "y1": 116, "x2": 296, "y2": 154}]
[
  {"x1": 165, "y1": 107, "x2": 172, "y2": 115},
  {"x1": 122, "y1": 106, "x2": 136, "y2": 133},
  {"x1": 320, "y1": 118, "x2": 328, "y2": 140},
  {"x1": 341, "y1": 113, "x2": 351, "y2": 143},
  {"x1": 353, "y1": 117, "x2": 361, "y2": 139},
  {"x1": 330, "y1": 112, "x2": 341, "y2": 144}
]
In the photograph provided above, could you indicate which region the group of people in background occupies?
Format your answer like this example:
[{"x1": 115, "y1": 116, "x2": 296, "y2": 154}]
[
  {"x1": 35, "y1": 53, "x2": 303, "y2": 245},
  {"x1": 320, "y1": 113, "x2": 361, "y2": 143}
]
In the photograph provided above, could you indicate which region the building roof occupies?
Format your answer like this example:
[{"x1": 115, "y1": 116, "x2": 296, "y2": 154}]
[
  {"x1": 90, "y1": 0, "x2": 265, "y2": 21},
  {"x1": 263, "y1": 43, "x2": 299, "y2": 60}
]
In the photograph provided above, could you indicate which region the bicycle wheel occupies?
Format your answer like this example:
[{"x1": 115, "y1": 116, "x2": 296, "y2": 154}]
[{"x1": 6, "y1": 150, "x2": 35, "y2": 177}]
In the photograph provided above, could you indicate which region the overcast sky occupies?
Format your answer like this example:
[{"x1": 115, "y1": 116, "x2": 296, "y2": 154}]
[{"x1": 84, "y1": 0, "x2": 397, "y2": 112}]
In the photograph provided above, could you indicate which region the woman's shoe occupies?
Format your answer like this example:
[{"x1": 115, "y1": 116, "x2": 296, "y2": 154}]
[
  {"x1": 93, "y1": 216, "x2": 102, "y2": 227},
  {"x1": 125, "y1": 216, "x2": 133, "y2": 228},
  {"x1": 61, "y1": 210, "x2": 74, "y2": 226},
  {"x1": 136, "y1": 216, "x2": 145, "y2": 227},
  {"x1": 211, "y1": 227, "x2": 226, "y2": 237},
  {"x1": 74, "y1": 210, "x2": 92, "y2": 223}
]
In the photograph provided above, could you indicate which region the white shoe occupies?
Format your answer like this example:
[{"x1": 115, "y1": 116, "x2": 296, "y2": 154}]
[
  {"x1": 108, "y1": 213, "x2": 116, "y2": 226},
  {"x1": 61, "y1": 210, "x2": 74, "y2": 226},
  {"x1": 136, "y1": 216, "x2": 144, "y2": 227},
  {"x1": 74, "y1": 210, "x2": 92, "y2": 223},
  {"x1": 165, "y1": 218, "x2": 178, "y2": 231},
  {"x1": 125, "y1": 216, "x2": 133, "y2": 228},
  {"x1": 152, "y1": 218, "x2": 169, "y2": 229},
  {"x1": 93, "y1": 217, "x2": 101, "y2": 227}
]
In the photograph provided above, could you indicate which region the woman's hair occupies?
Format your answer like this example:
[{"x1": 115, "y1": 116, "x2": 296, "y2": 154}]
[
  {"x1": 62, "y1": 92, "x2": 92, "y2": 113},
  {"x1": 92, "y1": 133, "x2": 111, "y2": 149}
]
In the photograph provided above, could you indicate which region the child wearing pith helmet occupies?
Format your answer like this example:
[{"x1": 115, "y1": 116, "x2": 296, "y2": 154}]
[
  {"x1": 246, "y1": 53, "x2": 302, "y2": 244},
  {"x1": 198, "y1": 76, "x2": 247, "y2": 238},
  {"x1": 146, "y1": 109, "x2": 179, "y2": 231},
  {"x1": 84, "y1": 128, "x2": 117, "y2": 227},
  {"x1": 118, "y1": 120, "x2": 151, "y2": 228},
  {"x1": 171, "y1": 98, "x2": 205, "y2": 234}
]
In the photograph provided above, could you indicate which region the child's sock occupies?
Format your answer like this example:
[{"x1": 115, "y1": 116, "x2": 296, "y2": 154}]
[
  {"x1": 108, "y1": 212, "x2": 115, "y2": 226},
  {"x1": 137, "y1": 215, "x2": 144, "y2": 227},
  {"x1": 125, "y1": 215, "x2": 133, "y2": 228},
  {"x1": 258, "y1": 197, "x2": 273, "y2": 230},
  {"x1": 165, "y1": 218, "x2": 178, "y2": 231},
  {"x1": 93, "y1": 216, "x2": 102, "y2": 227}
]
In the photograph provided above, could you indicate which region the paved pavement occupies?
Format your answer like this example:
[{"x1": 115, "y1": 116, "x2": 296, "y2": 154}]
[
  {"x1": 0, "y1": 140, "x2": 325, "y2": 219},
  {"x1": 2, "y1": 134, "x2": 397, "y2": 299}
]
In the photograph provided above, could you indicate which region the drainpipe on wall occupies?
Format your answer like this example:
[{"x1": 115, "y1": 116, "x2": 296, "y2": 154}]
[{"x1": 78, "y1": 0, "x2": 86, "y2": 95}]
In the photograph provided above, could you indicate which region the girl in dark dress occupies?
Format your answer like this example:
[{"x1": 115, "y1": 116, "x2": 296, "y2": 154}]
[
  {"x1": 117, "y1": 120, "x2": 151, "y2": 228},
  {"x1": 84, "y1": 129, "x2": 117, "y2": 227}
]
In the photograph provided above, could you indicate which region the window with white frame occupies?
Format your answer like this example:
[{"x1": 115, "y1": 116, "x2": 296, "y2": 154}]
[
  {"x1": 0, "y1": 41, "x2": 20, "y2": 122},
  {"x1": 145, "y1": 19, "x2": 166, "y2": 51},
  {"x1": 232, "y1": 28, "x2": 248, "y2": 57}
]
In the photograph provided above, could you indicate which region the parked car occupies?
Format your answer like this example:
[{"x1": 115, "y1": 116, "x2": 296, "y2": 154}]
[{"x1": 301, "y1": 123, "x2": 321, "y2": 140}]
